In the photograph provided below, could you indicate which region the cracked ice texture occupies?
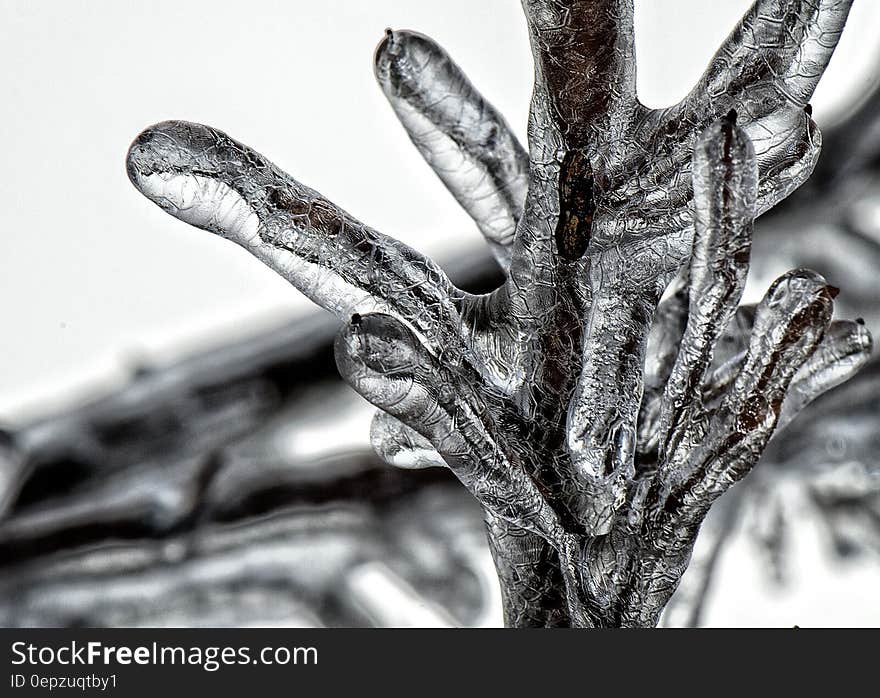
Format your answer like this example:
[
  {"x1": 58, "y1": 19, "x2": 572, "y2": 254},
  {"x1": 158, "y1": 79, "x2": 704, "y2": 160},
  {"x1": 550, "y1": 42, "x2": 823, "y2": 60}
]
[{"x1": 127, "y1": 0, "x2": 871, "y2": 627}]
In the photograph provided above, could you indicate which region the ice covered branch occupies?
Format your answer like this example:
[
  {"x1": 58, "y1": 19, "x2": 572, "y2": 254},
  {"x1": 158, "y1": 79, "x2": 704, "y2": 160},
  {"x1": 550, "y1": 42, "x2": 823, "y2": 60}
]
[{"x1": 126, "y1": 0, "x2": 868, "y2": 627}]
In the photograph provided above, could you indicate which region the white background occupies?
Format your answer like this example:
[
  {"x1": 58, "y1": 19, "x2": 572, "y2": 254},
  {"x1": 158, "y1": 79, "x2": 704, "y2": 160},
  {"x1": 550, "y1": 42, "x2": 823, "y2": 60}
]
[{"x1": 1, "y1": 0, "x2": 879, "y2": 625}]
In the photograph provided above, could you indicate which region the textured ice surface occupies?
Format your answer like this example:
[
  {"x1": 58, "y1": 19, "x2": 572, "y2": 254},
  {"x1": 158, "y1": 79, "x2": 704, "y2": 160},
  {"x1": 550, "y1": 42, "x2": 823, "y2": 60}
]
[{"x1": 128, "y1": 0, "x2": 869, "y2": 627}]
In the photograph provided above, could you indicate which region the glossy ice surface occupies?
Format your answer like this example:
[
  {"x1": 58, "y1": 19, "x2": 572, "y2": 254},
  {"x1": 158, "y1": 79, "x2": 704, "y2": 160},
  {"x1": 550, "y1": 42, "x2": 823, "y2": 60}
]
[{"x1": 127, "y1": 1, "x2": 870, "y2": 626}]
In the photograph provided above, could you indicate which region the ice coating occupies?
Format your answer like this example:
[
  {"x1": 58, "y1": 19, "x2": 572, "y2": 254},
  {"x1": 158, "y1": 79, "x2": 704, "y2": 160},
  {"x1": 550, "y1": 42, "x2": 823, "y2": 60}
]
[
  {"x1": 334, "y1": 312, "x2": 568, "y2": 548},
  {"x1": 126, "y1": 121, "x2": 463, "y2": 342},
  {"x1": 128, "y1": 0, "x2": 869, "y2": 627},
  {"x1": 375, "y1": 29, "x2": 529, "y2": 270},
  {"x1": 777, "y1": 320, "x2": 873, "y2": 431},
  {"x1": 370, "y1": 412, "x2": 444, "y2": 470},
  {"x1": 658, "y1": 113, "x2": 758, "y2": 467}
]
